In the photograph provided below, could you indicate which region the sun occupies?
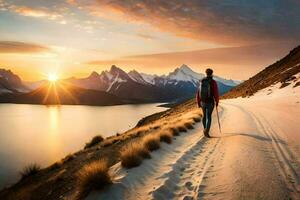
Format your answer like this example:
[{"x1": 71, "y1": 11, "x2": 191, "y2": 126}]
[{"x1": 48, "y1": 73, "x2": 58, "y2": 82}]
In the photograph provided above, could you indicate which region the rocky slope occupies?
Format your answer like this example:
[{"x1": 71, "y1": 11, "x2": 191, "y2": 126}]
[
  {"x1": 0, "y1": 69, "x2": 30, "y2": 94},
  {"x1": 223, "y1": 45, "x2": 300, "y2": 98}
]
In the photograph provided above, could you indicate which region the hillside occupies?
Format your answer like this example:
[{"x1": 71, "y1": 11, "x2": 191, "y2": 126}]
[
  {"x1": 0, "y1": 46, "x2": 300, "y2": 199},
  {"x1": 82, "y1": 47, "x2": 299, "y2": 200},
  {"x1": 0, "y1": 81, "x2": 124, "y2": 106},
  {"x1": 223, "y1": 45, "x2": 300, "y2": 98},
  {"x1": 0, "y1": 90, "x2": 199, "y2": 200},
  {"x1": 0, "y1": 69, "x2": 30, "y2": 94},
  {"x1": 1, "y1": 71, "x2": 298, "y2": 199}
]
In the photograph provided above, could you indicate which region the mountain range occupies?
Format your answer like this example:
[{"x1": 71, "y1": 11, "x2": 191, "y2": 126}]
[
  {"x1": 67, "y1": 64, "x2": 239, "y2": 103},
  {"x1": 0, "y1": 65, "x2": 240, "y2": 105}
]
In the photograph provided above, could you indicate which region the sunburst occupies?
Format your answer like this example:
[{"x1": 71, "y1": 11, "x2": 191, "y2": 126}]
[{"x1": 48, "y1": 73, "x2": 58, "y2": 82}]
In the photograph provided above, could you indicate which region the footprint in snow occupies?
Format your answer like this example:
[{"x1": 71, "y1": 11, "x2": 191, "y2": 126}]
[
  {"x1": 185, "y1": 181, "x2": 194, "y2": 191},
  {"x1": 183, "y1": 195, "x2": 193, "y2": 200}
]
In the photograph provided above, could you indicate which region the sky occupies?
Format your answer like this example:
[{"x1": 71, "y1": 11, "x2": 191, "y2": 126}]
[{"x1": 0, "y1": 0, "x2": 299, "y2": 81}]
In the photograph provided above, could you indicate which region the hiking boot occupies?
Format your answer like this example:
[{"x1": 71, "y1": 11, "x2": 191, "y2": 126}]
[{"x1": 203, "y1": 129, "x2": 210, "y2": 138}]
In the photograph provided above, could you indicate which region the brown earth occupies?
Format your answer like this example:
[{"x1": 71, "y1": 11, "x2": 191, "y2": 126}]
[{"x1": 223, "y1": 45, "x2": 300, "y2": 99}]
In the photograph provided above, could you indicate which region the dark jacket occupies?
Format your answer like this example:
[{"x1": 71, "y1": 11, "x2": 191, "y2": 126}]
[{"x1": 196, "y1": 78, "x2": 219, "y2": 106}]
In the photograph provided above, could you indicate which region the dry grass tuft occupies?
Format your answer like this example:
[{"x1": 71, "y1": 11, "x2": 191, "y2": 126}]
[
  {"x1": 120, "y1": 143, "x2": 147, "y2": 168},
  {"x1": 135, "y1": 130, "x2": 144, "y2": 136},
  {"x1": 158, "y1": 130, "x2": 173, "y2": 144},
  {"x1": 184, "y1": 121, "x2": 194, "y2": 129},
  {"x1": 143, "y1": 134, "x2": 160, "y2": 151},
  {"x1": 135, "y1": 143, "x2": 151, "y2": 159},
  {"x1": 169, "y1": 127, "x2": 180, "y2": 136},
  {"x1": 77, "y1": 159, "x2": 112, "y2": 199},
  {"x1": 152, "y1": 125, "x2": 160, "y2": 130},
  {"x1": 102, "y1": 139, "x2": 113, "y2": 147},
  {"x1": 192, "y1": 116, "x2": 201, "y2": 123},
  {"x1": 20, "y1": 163, "x2": 41, "y2": 180},
  {"x1": 177, "y1": 124, "x2": 187, "y2": 132},
  {"x1": 49, "y1": 161, "x2": 62, "y2": 170},
  {"x1": 62, "y1": 154, "x2": 75, "y2": 163},
  {"x1": 84, "y1": 135, "x2": 104, "y2": 149},
  {"x1": 102, "y1": 138, "x2": 119, "y2": 147}
]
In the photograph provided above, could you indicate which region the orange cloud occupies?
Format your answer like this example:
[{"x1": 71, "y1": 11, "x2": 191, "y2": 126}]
[
  {"x1": 136, "y1": 33, "x2": 156, "y2": 40},
  {"x1": 70, "y1": 0, "x2": 300, "y2": 45},
  {"x1": 13, "y1": 6, "x2": 62, "y2": 20},
  {"x1": 0, "y1": 41, "x2": 51, "y2": 54},
  {"x1": 86, "y1": 43, "x2": 297, "y2": 80}
]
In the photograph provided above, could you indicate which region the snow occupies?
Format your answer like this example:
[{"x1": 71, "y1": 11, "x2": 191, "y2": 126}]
[
  {"x1": 253, "y1": 72, "x2": 300, "y2": 100},
  {"x1": 140, "y1": 73, "x2": 157, "y2": 85},
  {"x1": 166, "y1": 64, "x2": 239, "y2": 87},
  {"x1": 71, "y1": 65, "x2": 239, "y2": 91},
  {"x1": 214, "y1": 76, "x2": 242, "y2": 86},
  {"x1": 87, "y1": 74, "x2": 300, "y2": 200},
  {"x1": 164, "y1": 64, "x2": 241, "y2": 87},
  {"x1": 15, "y1": 87, "x2": 30, "y2": 93},
  {"x1": 128, "y1": 70, "x2": 149, "y2": 85},
  {"x1": 106, "y1": 73, "x2": 127, "y2": 92},
  {"x1": 140, "y1": 64, "x2": 240, "y2": 87},
  {"x1": 280, "y1": 63, "x2": 300, "y2": 74},
  {"x1": 179, "y1": 64, "x2": 200, "y2": 75},
  {"x1": 0, "y1": 88, "x2": 13, "y2": 94},
  {"x1": 128, "y1": 72, "x2": 138, "y2": 82},
  {"x1": 167, "y1": 65, "x2": 204, "y2": 86},
  {"x1": 104, "y1": 71, "x2": 113, "y2": 81}
]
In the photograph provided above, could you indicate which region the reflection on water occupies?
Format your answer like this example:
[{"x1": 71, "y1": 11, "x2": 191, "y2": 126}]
[
  {"x1": 0, "y1": 103, "x2": 167, "y2": 188},
  {"x1": 47, "y1": 107, "x2": 62, "y2": 162}
]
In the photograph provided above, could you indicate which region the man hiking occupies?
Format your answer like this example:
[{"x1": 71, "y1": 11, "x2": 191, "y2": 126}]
[{"x1": 196, "y1": 68, "x2": 219, "y2": 138}]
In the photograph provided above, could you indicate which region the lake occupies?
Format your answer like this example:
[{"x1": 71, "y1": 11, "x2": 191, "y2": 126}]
[{"x1": 0, "y1": 103, "x2": 167, "y2": 189}]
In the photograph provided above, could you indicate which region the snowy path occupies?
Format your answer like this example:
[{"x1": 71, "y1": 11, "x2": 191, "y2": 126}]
[{"x1": 87, "y1": 84, "x2": 300, "y2": 200}]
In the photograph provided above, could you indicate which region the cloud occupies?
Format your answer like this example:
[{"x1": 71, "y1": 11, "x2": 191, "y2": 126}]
[
  {"x1": 13, "y1": 6, "x2": 62, "y2": 19},
  {"x1": 0, "y1": 0, "x2": 66, "y2": 22},
  {"x1": 86, "y1": 43, "x2": 298, "y2": 80},
  {"x1": 70, "y1": 0, "x2": 300, "y2": 45},
  {"x1": 137, "y1": 33, "x2": 156, "y2": 40},
  {"x1": 0, "y1": 41, "x2": 51, "y2": 54}
]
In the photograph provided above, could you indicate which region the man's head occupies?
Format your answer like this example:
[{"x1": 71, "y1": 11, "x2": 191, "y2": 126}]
[{"x1": 205, "y1": 68, "x2": 213, "y2": 77}]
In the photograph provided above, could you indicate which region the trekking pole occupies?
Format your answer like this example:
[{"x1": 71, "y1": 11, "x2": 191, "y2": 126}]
[{"x1": 216, "y1": 106, "x2": 222, "y2": 134}]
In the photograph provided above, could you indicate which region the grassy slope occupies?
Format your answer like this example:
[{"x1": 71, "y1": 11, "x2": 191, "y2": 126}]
[
  {"x1": 4, "y1": 46, "x2": 300, "y2": 199},
  {"x1": 223, "y1": 45, "x2": 300, "y2": 99},
  {"x1": 0, "y1": 99, "x2": 199, "y2": 200}
]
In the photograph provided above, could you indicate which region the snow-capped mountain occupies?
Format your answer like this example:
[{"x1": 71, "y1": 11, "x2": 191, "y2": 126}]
[
  {"x1": 140, "y1": 73, "x2": 157, "y2": 85},
  {"x1": 213, "y1": 76, "x2": 241, "y2": 87},
  {"x1": 69, "y1": 65, "x2": 131, "y2": 93},
  {"x1": 137, "y1": 64, "x2": 239, "y2": 98},
  {"x1": 128, "y1": 70, "x2": 151, "y2": 85},
  {"x1": 0, "y1": 69, "x2": 30, "y2": 94},
  {"x1": 68, "y1": 64, "x2": 239, "y2": 103},
  {"x1": 0, "y1": 64, "x2": 240, "y2": 104},
  {"x1": 141, "y1": 64, "x2": 240, "y2": 88},
  {"x1": 68, "y1": 65, "x2": 175, "y2": 102},
  {"x1": 165, "y1": 64, "x2": 204, "y2": 86}
]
